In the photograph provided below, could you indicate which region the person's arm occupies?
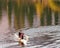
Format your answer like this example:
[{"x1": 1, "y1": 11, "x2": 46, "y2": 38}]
[
  {"x1": 24, "y1": 35, "x2": 29, "y2": 41},
  {"x1": 14, "y1": 33, "x2": 22, "y2": 41}
]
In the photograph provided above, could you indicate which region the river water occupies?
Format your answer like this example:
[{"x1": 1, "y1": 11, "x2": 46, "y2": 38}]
[
  {"x1": 0, "y1": 11, "x2": 60, "y2": 48},
  {"x1": 0, "y1": 26, "x2": 60, "y2": 48}
]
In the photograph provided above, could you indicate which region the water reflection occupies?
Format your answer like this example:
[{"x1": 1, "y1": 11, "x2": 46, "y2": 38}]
[
  {"x1": 0, "y1": 0, "x2": 2, "y2": 22},
  {"x1": 8, "y1": 0, "x2": 13, "y2": 26},
  {"x1": 0, "y1": 0, "x2": 60, "y2": 41},
  {"x1": 0, "y1": 0, "x2": 60, "y2": 31}
]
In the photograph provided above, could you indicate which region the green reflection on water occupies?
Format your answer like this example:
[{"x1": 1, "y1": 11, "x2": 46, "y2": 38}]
[
  {"x1": 53, "y1": 0, "x2": 60, "y2": 6},
  {"x1": 1, "y1": 0, "x2": 60, "y2": 30},
  {"x1": 8, "y1": 0, "x2": 13, "y2": 26},
  {"x1": 54, "y1": 12, "x2": 59, "y2": 25},
  {"x1": 2, "y1": 0, "x2": 7, "y2": 10},
  {"x1": 41, "y1": 7, "x2": 52, "y2": 26},
  {"x1": 14, "y1": 1, "x2": 25, "y2": 30},
  {"x1": 45, "y1": 7, "x2": 52, "y2": 25},
  {"x1": 26, "y1": 3, "x2": 36, "y2": 27},
  {"x1": 41, "y1": 14, "x2": 45, "y2": 26},
  {"x1": 13, "y1": 1, "x2": 36, "y2": 29},
  {"x1": 0, "y1": 0, "x2": 2, "y2": 22}
]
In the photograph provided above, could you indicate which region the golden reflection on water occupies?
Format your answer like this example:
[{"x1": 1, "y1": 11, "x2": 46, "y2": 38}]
[{"x1": 0, "y1": 0, "x2": 60, "y2": 31}]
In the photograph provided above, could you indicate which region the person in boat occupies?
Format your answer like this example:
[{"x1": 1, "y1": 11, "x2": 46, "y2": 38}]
[{"x1": 18, "y1": 31, "x2": 29, "y2": 46}]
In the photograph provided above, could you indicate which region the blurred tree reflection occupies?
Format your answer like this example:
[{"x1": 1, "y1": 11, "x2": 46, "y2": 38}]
[
  {"x1": 14, "y1": 0, "x2": 25, "y2": 30},
  {"x1": 26, "y1": 3, "x2": 36, "y2": 27},
  {"x1": 54, "y1": 12, "x2": 59, "y2": 25},
  {"x1": 0, "y1": 0, "x2": 60, "y2": 30},
  {"x1": 8, "y1": 0, "x2": 13, "y2": 26},
  {"x1": 2, "y1": 0, "x2": 7, "y2": 10},
  {"x1": 41, "y1": 7, "x2": 52, "y2": 26},
  {"x1": 0, "y1": 0, "x2": 2, "y2": 22}
]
